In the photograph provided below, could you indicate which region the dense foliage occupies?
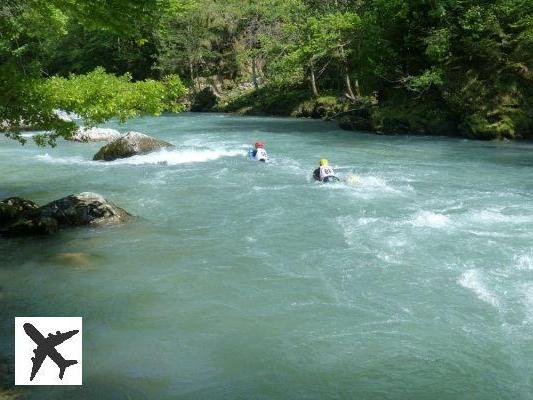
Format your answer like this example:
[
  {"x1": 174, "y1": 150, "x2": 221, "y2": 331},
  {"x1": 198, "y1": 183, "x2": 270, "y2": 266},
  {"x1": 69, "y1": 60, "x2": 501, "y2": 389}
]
[
  {"x1": 153, "y1": 0, "x2": 533, "y2": 139},
  {"x1": 0, "y1": 0, "x2": 186, "y2": 145},
  {"x1": 2, "y1": 0, "x2": 532, "y2": 140}
]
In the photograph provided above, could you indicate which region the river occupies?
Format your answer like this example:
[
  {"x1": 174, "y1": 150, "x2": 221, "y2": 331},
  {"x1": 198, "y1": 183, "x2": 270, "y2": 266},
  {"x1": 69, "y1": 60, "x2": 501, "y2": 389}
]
[{"x1": 1, "y1": 113, "x2": 533, "y2": 399}]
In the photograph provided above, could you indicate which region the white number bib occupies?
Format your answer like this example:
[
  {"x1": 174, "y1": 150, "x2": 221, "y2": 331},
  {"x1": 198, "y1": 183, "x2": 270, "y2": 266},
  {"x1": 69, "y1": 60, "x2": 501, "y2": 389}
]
[
  {"x1": 319, "y1": 166, "x2": 334, "y2": 180},
  {"x1": 255, "y1": 148, "x2": 268, "y2": 161}
]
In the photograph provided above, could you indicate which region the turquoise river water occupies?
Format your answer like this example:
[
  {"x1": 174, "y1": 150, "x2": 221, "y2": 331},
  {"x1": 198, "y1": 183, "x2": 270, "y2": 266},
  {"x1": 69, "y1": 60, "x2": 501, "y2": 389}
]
[{"x1": 1, "y1": 113, "x2": 533, "y2": 399}]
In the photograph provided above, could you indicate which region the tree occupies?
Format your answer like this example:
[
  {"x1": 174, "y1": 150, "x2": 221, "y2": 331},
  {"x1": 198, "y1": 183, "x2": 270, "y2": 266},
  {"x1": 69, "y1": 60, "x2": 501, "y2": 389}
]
[
  {"x1": 0, "y1": 0, "x2": 187, "y2": 145},
  {"x1": 4, "y1": 0, "x2": 532, "y2": 141},
  {"x1": 262, "y1": 1, "x2": 360, "y2": 98}
]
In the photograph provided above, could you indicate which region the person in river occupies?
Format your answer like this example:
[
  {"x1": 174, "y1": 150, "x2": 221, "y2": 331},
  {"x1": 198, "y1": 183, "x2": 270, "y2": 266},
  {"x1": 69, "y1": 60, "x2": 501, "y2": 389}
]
[
  {"x1": 249, "y1": 141, "x2": 269, "y2": 162},
  {"x1": 313, "y1": 159, "x2": 339, "y2": 182}
]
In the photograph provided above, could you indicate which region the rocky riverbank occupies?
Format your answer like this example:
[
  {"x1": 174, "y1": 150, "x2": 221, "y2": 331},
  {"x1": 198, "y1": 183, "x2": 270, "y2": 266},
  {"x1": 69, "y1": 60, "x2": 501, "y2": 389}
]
[{"x1": 188, "y1": 83, "x2": 531, "y2": 140}]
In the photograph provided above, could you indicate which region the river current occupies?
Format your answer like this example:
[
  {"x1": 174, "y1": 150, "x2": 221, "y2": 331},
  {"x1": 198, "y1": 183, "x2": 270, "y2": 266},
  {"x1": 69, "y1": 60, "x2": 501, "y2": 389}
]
[{"x1": 1, "y1": 113, "x2": 533, "y2": 399}]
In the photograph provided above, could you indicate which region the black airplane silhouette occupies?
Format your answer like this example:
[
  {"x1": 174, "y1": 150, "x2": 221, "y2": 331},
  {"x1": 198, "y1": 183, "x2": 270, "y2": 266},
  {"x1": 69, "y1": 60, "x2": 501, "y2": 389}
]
[{"x1": 23, "y1": 323, "x2": 79, "y2": 381}]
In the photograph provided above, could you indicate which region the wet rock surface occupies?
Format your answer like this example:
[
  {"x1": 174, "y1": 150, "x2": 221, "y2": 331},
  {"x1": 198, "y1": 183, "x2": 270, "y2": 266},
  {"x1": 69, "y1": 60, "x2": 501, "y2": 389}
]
[
  {"x1": 93, "y1": 132, "x2": 174, "y2": 161},
  {"x1": 0, "y1": 193, "x2": 131, "y2": 237}
]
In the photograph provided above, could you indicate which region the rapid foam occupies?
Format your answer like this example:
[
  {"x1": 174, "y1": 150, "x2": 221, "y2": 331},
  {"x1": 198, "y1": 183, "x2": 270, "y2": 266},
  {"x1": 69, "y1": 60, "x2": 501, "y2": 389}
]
[
  {"x1": 458, "y1": 269, "x2": 500, "y2": 308},
  {"x1": 520, "y1": 284, "x2": 533, "y2": 323},
  {"x1": 314, "y1": 175, "x2": 406, "y2": 201},
  {"x1": 467, "y1": 208, "x2": 533, "y2": 225},
  {"x1": 358, "y1": 176, "x2": 402, "y2": 193},
  {"x1": 36, "y1": 148, "x2": 244, "y2": 166},
  {"x1": 410, "y1": 211, "x2": 450, "y2": 228},
  {"x1": 515, "y1": 253, "x2": 533, "y2": 270},
  {"x1": 108, "y1": 148, "x2": 244, "y2": 165},
  {"x1": 36, "y1": 153, "x2": 86, "y2": 164}
]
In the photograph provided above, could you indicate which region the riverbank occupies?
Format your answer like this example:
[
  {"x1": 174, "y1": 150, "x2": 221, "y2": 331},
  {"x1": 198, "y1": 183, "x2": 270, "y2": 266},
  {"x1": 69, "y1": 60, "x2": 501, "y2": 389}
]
[{"x1": 188, "y1": 83, "x2": 531, "y2": 141}]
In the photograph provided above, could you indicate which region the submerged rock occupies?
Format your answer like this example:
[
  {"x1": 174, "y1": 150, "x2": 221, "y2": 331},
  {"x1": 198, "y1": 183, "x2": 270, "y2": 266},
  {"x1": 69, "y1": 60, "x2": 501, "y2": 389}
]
[
  {"x1": 0, "y1": 357, "x2": 23, "y2": 399},
  {"x1": 0, "y1": 388, "x2": 23, "y2": 400},
  {"x1": 53, "y1": 252, "x2": 100, "y2": 267},
  {"x1": 70, "y1": 127, "x2": 122, "y2": 142},
  {"x1": 3, "y1": 216, "x2": 59, "y2": 236},
  {"x1": 0, "y1": 192, "x2": 131, "y2": 237},
  {"x1": 93, "y1": 131, "x2": 173, "y2": 161}
]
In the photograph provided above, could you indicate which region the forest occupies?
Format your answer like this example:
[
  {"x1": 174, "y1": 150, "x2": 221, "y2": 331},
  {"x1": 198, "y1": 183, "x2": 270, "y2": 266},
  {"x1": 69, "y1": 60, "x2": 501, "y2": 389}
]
[{"x1": 1, "y1": 0, "x2": 533, "y2": 141}]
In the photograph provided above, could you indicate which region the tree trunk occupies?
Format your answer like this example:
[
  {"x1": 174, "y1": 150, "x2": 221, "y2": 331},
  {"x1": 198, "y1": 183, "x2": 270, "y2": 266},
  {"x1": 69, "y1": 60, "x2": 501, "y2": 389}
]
[
  {"x1": 345, "y1": 73, "x2": 357, "y2": 100},
  {"x1": 354, "y1": 79, "x2": 361, "y2": 97},
  {"x1": 189, "y1": 59, "x2": 196, "y2": 93},
  {"x1": 340, "y1": 45, "x2": 357, "y2": 100},
  {"x1": 310, "y1": 61, "x2": 319, "y2": 97}
]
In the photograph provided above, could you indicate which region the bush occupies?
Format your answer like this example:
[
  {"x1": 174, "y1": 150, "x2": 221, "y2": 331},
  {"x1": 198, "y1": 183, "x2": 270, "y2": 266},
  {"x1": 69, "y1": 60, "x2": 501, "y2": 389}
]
[{"x1": 44, "y1": 67, "x2": 187, "y2": 125}]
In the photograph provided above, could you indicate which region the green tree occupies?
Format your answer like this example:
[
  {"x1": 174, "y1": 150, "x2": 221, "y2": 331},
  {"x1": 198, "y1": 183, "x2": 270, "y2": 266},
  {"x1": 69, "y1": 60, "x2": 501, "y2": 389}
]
[{"x1": 1, "y1": 0, "x2": 187, "y2": 145}]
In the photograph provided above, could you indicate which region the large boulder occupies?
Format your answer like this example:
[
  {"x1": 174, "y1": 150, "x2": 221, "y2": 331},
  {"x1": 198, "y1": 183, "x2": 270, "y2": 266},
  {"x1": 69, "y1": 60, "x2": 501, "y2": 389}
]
[
  {"x1": 40, "y1": 192, "x2": 131, "y2": 226},
  {"x1": 93, "y1": 131, "x2": 173, "y2": 161},
  {"x1": 0, "y1": 196, "x2": 56, "y2": 235},
  {"x1": 0, "y1": 197, "x2": 39, "y2": 225},
  {"x1": 0, "y1": 192, "x2": 131, "y2": 237},
  {"x1": 69, "y1": 127, "x2": 122, "y2": 142}
]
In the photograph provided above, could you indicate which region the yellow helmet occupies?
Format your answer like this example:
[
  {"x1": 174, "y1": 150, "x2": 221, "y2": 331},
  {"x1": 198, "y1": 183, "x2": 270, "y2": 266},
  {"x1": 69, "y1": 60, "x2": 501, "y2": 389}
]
[{"x1": 319, "y1": 158, "x2": 329, "y2": 166}]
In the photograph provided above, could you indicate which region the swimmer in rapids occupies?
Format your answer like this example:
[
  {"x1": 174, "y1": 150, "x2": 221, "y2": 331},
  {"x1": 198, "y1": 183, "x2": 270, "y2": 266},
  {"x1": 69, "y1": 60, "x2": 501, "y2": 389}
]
[
  {"x1": 248, "y1": 141, "x2": 269, "y2": 162},
  {"x1": 313, "y1": 159, "x2": 340, "y2": 183}
]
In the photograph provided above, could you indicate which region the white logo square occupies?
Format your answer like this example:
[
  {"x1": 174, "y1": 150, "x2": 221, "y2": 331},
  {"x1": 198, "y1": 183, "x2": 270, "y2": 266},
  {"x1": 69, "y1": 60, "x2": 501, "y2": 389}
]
[{"x1": 15, "y1": 317, "x2": 82, "y2": 385}]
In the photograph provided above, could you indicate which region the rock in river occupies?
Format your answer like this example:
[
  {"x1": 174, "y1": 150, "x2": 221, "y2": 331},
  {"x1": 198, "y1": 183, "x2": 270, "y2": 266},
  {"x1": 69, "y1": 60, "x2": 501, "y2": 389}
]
[
  {"x1": 93, "y1": 131, "x2": 173, "y2": 161},
  {"x1": 69, "y1": 127, "x2": 122, "y2": 142},
  {"x1": 0, "y1": 197, "x2": 39, "y2": 225},
  {"x1": 0, "y1": 192, "x2": 131, "y2": 237},
  {"x1": 40, "y1": 192, "x2": 131, "y2": 226}
]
